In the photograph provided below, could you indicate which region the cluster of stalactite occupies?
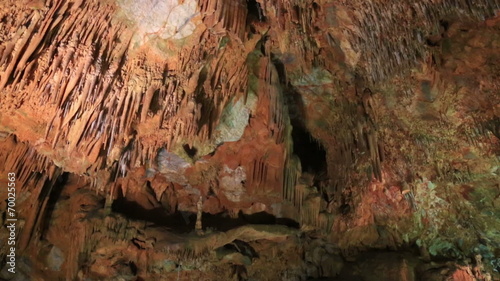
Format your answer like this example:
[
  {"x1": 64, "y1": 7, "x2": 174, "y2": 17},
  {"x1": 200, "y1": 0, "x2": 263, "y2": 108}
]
[
  {"x1": 64, "y1": 206, "x2": 298, "y2": 279},
  {"x1": 257, "y1": 0, "x2": 497, "y2": 83},
  {"x1": 327, "y1": 90, "x2": 383, "y2": 204},
  {"x1": 1, "y1": 1, "x2": 498, "y2": 278},
  {"x1": 1, "y1": 0, "x2": 130, "y2": 176},
  {"x1": 66, "y1": 212, "x2": 138, "y2": 279},
  {"x1": 283, "y1": 154, "x2": 300, "y2": 206},
  {"x1": 0, "y1": 2, "x2": 255, "y2": 277},
  {"x1": 241, "y1": 51, "x2": 289, "y2": 196},
  {"x1": 0, "y1": 135, "x2": 59, "y2": 257},
  {"x1": 199, "y1": 0, "x2": 247, "y2": 39},
  {"x1": 255, "y1": 0, "x2": 321, "y2": 75},
  {"x1": 0, "y1": 0, "x2": 250, "y2": 182},
  {"x1": 341, "y1": 0, "x2": 498, "y2": 82}
]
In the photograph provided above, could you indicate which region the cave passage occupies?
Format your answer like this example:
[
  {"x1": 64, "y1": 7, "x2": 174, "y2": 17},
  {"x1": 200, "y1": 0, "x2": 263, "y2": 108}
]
[
  {"x1": 246, "y1": 0, "x2": 266, "y2": 22},
  {"x1": 112, "y1": 193, "x2": 300, "y2": 233},
  {"x1": 291, "y1": 122, "x2": 327, "y2": 177}
]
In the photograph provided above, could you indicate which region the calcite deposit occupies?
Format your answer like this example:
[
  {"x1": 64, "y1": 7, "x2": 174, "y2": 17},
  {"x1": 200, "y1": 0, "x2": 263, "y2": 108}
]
[{"x1": 0, "y1": 0, "x2": 499, "y2": 280}]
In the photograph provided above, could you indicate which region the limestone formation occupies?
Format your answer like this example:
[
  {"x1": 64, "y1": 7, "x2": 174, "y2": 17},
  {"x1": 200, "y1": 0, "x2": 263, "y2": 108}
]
[{"x1": 0, "y1": 0, "x2": 499, "y2": 280}]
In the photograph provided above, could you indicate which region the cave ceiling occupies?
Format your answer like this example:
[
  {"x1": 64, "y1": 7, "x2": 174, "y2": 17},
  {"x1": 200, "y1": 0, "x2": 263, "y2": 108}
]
[{"x1": 0, "y1": 0, "x2": 499, "y2": 280}]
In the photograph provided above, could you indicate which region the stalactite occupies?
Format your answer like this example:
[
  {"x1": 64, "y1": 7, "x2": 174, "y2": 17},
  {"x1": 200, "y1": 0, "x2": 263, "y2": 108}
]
[
  {"x1": 0, "y1": 136, "x2": 60, "y2": 258},
  {"x1": 341, "y1": 0, "x2": 496, "y2": 83},
  {"x1": 20, "y1": 167, "x2": 62, "y2": 252},
  {"x1": 200, "y1": 0, "x2": 247, "y2": 39}
]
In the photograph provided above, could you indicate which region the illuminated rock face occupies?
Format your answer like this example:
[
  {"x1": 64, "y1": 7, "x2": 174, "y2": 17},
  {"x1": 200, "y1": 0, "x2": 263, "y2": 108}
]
[
  {"x1": 0, "y1": 0, "x2": 499, "y2": 280},
  {"x1": 117, "y1": 0, "x2": 200, "y2": 43}
]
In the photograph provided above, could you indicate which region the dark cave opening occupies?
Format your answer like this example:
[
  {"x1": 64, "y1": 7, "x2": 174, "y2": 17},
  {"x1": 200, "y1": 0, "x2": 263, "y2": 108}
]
[
  {"x1": 246, "y1": 0, "x2": 266, "y2": 22},
  {"x1": 112, "y1": 188, "x2": 300, "y2": 232},
  {"x1": 291, "y1": 123, "x2": 327, "y2": 178},
  {"x1": 183, "y1": 144, "x2": 198, "y2": 158},
  {"x1": 149, "y1": 89, "x2": 162, "y2": 114},
  {"x1": 271, "y1": 54, "x2": 287, "y2": 84},
  {"x1": 129, "y1": 261, "x2": 138, "y2": 276},
  {"x1": 40, "y1": 172, "x2": 69, "y2": 238},
  {"x1": 218, "y1": 239, "x2": 259, "y2": 259},
  {"x1": 284, "y1": 82, "x2": 328, "y2": 188},
  {"x1": 312, "y1": 2, "x2": 320, "y2": 12},
  {"x1": 202, "y1": 211, "x2": 299, "y2": 232},
  {"x1": 111, "y1": 183, "x2": 189, "y2": 228}
]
